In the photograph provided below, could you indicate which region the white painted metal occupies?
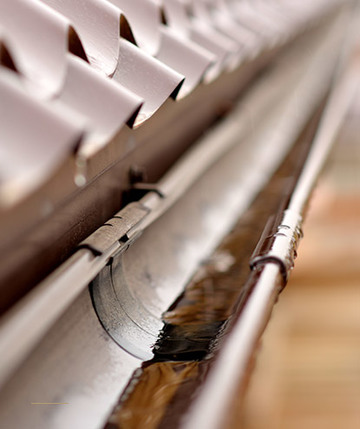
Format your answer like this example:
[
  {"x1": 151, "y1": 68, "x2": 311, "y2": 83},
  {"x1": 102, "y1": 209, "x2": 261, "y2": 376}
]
[
  {"x1": 0, "y1": 0, "x2": 345, "y2": 203},
  {"x1": 0, "y1": 16, "x2": 344, "y2": 428},
  {"x1": 0, "y1": 3, "x2": 353, "y2": 428}
]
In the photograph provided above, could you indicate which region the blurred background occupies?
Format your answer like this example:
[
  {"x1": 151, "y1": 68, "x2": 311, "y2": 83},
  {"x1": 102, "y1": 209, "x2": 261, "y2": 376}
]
[{"x1": 241, "y1": 87, "x2": 360, "y2": 429}]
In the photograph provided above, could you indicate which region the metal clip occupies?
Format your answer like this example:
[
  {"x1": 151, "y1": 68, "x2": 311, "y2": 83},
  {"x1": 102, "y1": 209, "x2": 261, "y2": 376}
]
[
  {"x1": 250, "y1": 209, "x2": 303, "y2": 283},
  {"x1": 78, "y1": 201, "x2": 150, "y2": 256}
]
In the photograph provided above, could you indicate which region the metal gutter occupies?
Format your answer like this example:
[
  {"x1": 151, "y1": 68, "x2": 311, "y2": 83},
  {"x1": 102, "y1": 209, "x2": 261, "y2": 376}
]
[
  {"x1": 181, "y1": 14, "x2": 360, "y2": 429},
  {"x1": 0, "y1": 5, "x2": 345, "y2": 315},
  {"x1": 0, "y1": 11, "x2": 346, "y2": 393}
]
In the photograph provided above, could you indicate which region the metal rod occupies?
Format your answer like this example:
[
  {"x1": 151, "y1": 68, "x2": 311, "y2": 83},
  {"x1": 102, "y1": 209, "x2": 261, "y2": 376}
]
[{"x1": 181, "y1": 8, "x2": 359, "y2": 429}]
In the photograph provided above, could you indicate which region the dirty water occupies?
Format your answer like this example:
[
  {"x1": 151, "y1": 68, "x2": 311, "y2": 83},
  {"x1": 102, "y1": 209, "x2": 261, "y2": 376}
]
[{"x1": 104, "y1": 107, "x2": 322, "y2": 429}]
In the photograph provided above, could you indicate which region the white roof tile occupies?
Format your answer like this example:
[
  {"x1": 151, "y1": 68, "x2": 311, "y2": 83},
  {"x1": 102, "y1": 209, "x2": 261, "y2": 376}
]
[
  {"x1": 57, "y1": 54, "x2": 143, "y2": 144},
  {"x1": 41, "y1": 0, "x2": 122, "y2": 76},
  {"x1": 108, "y1": 0, "x2": 162, "y2": 56},
  {"x1": 0, "y1": 0, "x2": 71, "y2": 95},
  {"x1": 0, "y1": 67, "x2": 83, "y2": 205},
  {"x1": 0, "y1": 0, "x2": 345, "y2": 204}
]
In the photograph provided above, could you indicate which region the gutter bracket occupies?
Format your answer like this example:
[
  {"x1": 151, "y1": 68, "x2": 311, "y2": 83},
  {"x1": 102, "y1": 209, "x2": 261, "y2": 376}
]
[{"x1": 250, "y1": 209, "x2": 303, "y2": 285}]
